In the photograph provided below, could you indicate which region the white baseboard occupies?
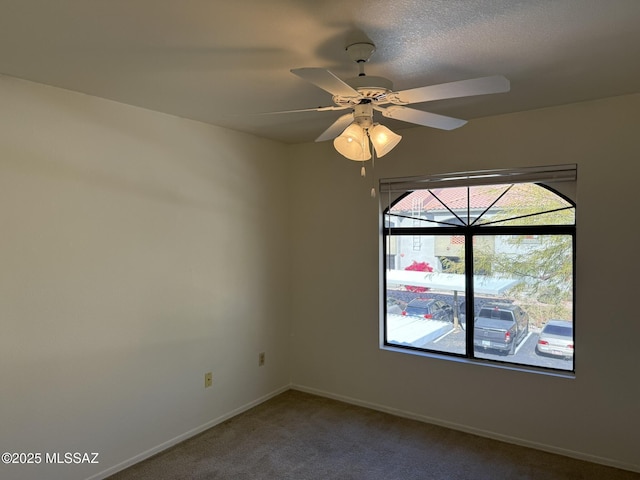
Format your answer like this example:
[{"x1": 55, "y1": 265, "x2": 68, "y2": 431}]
[
  {"x1": 88, "y1": 384, "x2": 291, "y2": 480},
  {"x1": 291, "y1": 383, "x2": 640, "y2": 474}
]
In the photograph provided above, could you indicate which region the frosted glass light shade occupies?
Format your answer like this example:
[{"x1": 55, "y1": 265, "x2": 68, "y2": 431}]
[
  {"x1": 369, "y1": 124, "x2": 402, "y2": 157},
  {"x1": 333, "y1": 123, "x2": 371, "y2": 161}
]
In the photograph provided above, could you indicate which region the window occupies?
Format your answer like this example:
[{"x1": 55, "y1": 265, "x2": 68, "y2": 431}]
[{"x1": 381, "y1": 166, "x2": 576, "y2": 373}]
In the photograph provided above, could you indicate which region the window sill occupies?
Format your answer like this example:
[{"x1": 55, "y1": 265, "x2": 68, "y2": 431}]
[{"x1": 381, "y1": 344, "x2": 576, "y2": 379}]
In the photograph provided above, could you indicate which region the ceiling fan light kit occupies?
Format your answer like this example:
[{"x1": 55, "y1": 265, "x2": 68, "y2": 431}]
[
  {"x1": 333, "y1": 120, "x2": 402, "y2": 161},
  {"x1": 333, "y1": 123, "x2": 371, "y2": 161},
  {"x1": 368, "y1": 124, "x2": 402, "y2": 158}
]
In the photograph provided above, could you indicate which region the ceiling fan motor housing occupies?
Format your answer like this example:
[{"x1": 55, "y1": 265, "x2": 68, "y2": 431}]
[
  {"x1": 332, "y1": 76, "x2": 394, "y2": 107},
  {"x1": 347, "y1": 75, "x2": 393, "y2": 97}
]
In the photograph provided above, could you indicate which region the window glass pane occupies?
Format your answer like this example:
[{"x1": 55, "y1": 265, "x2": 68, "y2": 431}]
[
  {"x1": 473, "y1": 184, "x2": 574, "y2": 226},
  {"x1": 481, "y1": 209, "x2": 575, "y2": 227},
  {"x1": 385, "y1": 235, "x2": 465, "y2": 355},
  {"x1": 472, "y1": 234, "x2": 574, "y2": 371},
  {"x1": 388, "y1": 184, "x2": 575, "y2": 229},
  {"x1": 388, "y1": 190, "x2": 469, "y2": 228}
]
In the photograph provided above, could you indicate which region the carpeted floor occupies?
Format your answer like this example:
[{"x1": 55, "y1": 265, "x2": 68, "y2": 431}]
[{"x1": 107, "y1": 389, "x2": 639, "y2": 479}]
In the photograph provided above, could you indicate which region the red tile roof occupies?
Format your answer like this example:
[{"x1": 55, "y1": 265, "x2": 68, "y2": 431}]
[{"x1": 393, "y1": 186, "x2": 508, "y2": 212}]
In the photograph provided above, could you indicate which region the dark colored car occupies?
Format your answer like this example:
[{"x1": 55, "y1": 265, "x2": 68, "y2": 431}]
[{"x1": 402, "y1": 298, "x2": 453, "y2": 322}]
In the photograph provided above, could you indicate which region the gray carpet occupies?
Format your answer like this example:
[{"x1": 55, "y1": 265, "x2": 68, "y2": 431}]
[{"x1": 107, "y1": 389, "x2": 639, "y2": 479}]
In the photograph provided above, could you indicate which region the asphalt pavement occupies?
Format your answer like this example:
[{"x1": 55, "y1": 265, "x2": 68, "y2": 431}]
[{"x1": 426, "y1": 327, "x2": 573, "y2": 371}]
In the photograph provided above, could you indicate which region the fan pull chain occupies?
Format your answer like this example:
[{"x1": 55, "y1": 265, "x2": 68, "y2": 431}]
[{"x1": 370, "y1": 146, "x2": 377, "y2": 198}]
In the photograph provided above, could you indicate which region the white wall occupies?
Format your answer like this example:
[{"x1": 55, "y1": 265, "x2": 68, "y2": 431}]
[
  {"x1": 289, "y1": 94, "x2": 640, "y2": 471},
  {"x1": 0, "y1": 75, "x2": 291, "y2": 480}
]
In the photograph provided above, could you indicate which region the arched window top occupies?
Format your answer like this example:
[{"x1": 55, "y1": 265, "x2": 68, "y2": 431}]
[{"x1": 387, "y1": 183, "x2": 575, "y2": 229}]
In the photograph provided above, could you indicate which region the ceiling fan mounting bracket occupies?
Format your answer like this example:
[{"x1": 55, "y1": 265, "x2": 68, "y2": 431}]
[
  {"x1": 346, "y1": 42, "x2": 376, "y2": 63},
  {"x1": 342, "y1": 43, "x2": 393, "y2": 103}
]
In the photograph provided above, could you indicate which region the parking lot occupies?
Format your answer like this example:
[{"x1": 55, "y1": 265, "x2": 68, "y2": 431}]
[
  {"x1": 387, "y1": 290, "x2": 574, "y2": 371},
  {"x1": 426, "y1": 326, "x2": 573, "y2": 371}
]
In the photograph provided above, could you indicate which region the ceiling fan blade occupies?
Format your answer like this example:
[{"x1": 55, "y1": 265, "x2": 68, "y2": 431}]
[
  {"x1": 291, "y1": 68, "x2": 361, "y2": 98},
  {"x1": 379, "y1": 106, "x2": 467, "y2": 130},
  {"x1": 315, "y1": 113, "x2": 354, "y2": 142},
  {"x1": 251, "y1": 105, "x2": 349, "y2": 115},
  {"x1": 390, "y1": 75, "x2": 510, "y2": 105}
]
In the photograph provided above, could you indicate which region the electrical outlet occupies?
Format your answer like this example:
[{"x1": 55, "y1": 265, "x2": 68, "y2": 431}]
[
  {"x1": 204, "y1": 372, "x2": 213, "y2": 388},
  {"x1": 258, "y1": 352, "x2": 265, "y2": 366}
]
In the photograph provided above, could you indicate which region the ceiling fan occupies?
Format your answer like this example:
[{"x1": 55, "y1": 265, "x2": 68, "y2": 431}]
[{"x1": 279, "y1": 42, "x2": 510, "y2": 160}]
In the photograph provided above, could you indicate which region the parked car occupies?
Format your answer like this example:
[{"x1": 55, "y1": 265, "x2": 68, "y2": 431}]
[
  {"x1": 536, "y1": 319, "x2": 574, "y2": 359},
  {"x1": 386, "y1": 297, "x2": 406, "y2": 315},
  {"x1": 473, "y1": 303, "x2": 529, "y2": 355},
  {"x1": 402, "y1": 298, "x2": 453, "y2": 322}
]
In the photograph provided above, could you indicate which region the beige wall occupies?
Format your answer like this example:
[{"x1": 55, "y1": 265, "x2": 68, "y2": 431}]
[
  {"x1": 289, "y1": 94, "x2": 640, "y2": 471},
  {"x1": 0, "y1": 75, "x2": 292, "y2": 480}
]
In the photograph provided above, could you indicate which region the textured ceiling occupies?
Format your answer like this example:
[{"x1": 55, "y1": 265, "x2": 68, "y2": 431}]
[{"x1": 1, "y1": 0, "x2": 638, "y2": 144}]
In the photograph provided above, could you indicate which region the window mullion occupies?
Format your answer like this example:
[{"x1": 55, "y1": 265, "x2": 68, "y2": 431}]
[{"x1": 465, "y1": 232, "x2": 475, "y2": 358}]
